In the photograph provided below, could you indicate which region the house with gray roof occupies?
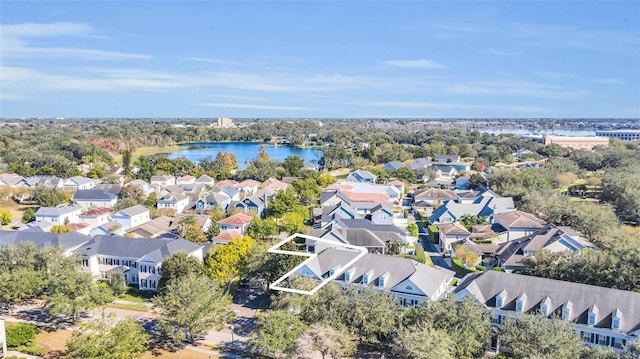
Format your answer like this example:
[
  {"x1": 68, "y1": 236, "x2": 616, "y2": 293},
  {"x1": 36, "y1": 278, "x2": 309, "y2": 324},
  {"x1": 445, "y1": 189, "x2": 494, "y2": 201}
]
[
  {"x1": 35, "y1": 205, "x2": 82, "y2": 225},
  {"x1": 429, "y1": 195, "x2": 515, "y2": 224},
  {"x1": 196, "y1": 191, "x2": 230, "y2": 213},
  {"x1": 346, "y1": 170, "x2": 377, "y2": 183},
  {"x1": 307, "y1": 219, "x2": 409, "y2": 254},
  {"x1": 195, "y1": 174, "x2": 215, "y2": 186},
  {"x1": 492, "y1": 210, "x2": 547, "y2": 241},
  {"x1": 454, "y1": 271, "x2": 640, "y2": 354},
  {"x1": 111, "y1": 205, "x2": 151, "y2": 231},
  {"x1": 62, "y1": 176, "x2": 95, "y2": 191},
  {"x1": 72, "y1": 189, "x2": 118, "y2": 209},
  {"x1": 408, "y1": 158, "x2": 431, "y2": 171},
  {"x1": 76, "y1": 235, "x2": 203, "y2": 291},
  {"x1": 0, "y1": 229, "x2": 91, "y2": 255},
  {"x1": 296, "y1": 247, "x2": 455, "y2": 306},
  {"x1": 157, "y1": 193, "x2": 190, "y2": 214},
  {"x1": 383, "y1": 161, "x2": 405, "y2": 172},
  {"x1": 496, "y1": 224, "x2": 596, "y2": 272}
]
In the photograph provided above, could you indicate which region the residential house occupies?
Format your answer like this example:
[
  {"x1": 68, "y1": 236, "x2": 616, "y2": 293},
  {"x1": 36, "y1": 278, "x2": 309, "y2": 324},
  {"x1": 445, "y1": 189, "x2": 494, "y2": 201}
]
[
  {"x1": 236, "y1": 179, "x2": 261, "y2": 195},
  {"x1": 94, "y1": 184, "x2": 123, "y2": 197},
  {"x1": 408, "y1": 158, "x2": 431, "y2": 171},
  {"x1": 218, "y1": 212, "x2": 253, "y2": 235},
  {"x1": 437, "y1": 222, "x2": 471, "y2": 255},
  {"x1": 453, "y1": 271, "x2": 640, "y2": 354},
  {"x1": 78, "y1": 207, "x2": 113, "y2": 228},
  {"x1": 215, "y1": 185, "x2": 241, "y2": 201},
  {"x1": 176, "y1": 175, "x2": 196, "y2": 185},
  {"x1": 496, "y1": 224, "x2": 596, "y2": 272},
  {"x1": 175, "y1": 214, "x2": 212, "y2": 233},
  {"x1": 195, "y1": 174, "x2": 216, "y2": 186},
  {"x1": 71, "y1": 189, "x2": 118, "y2": 209},
  {"x1": 124, "y1": 179, "x2": 154, "y2": 196},
  {"x1": 366, "y1": 203, "x2": 395, "y2": 226},
  {"x1": 216, "y1": 179, "x2": 238, "y2": 188},
  {"x1": 307, "y1": 219, "x2": 408, "y2": 254},
  {"x1": 433, "y1": 155, "x2": 460, "y2": 163},
  {"x1": 429, "y1": 195, "x2": 515, "y2": 224},
  {"x1": 232, "y1": 193, "x2": 267, "y2": 218},
  {"x1": 24, "y1": 176, "x2": 64, "y2": 189},
  {"x1": 448, "y1": 162, "x2": 472, "y2": 172},
  {"x1": 314, "y1": 201, "x2": 359, "y2": 229},
  {"x1": 62, "y1": 176, "x2": 96, "y2": 191},
  {"x1": 76, "y1": 235, "x2": 203, "y2": 291},
  {"x1": 90, "y1": 221, "x2": 125, "y2": 236},
  {"x1": 0, "y1": 174, "x2": 26, "y2": 187},
  {"x1": 65, "y1": 222, "x2": 92, "y2": 235},
  {"x1": 0, "y1": 229, "x2": 91, "y2": 255},
  {"x1": 262, "y1": 178, "x2": 289, "y2": 191},
  {"x1": 212, "y1": 230, "x2": 243, "y2": 244},
  {"x1": 492, "y1": 210, "x2": 547, "y2": 242},
  {"x1": 296, "y1": 247, "x2": 455, "y2": 306},
  {"x1": 387, "y1": 180, "x2": 405, "y2": 196},
  {"x1": 111, "y1": 205, "x2": 151, "y2": 231},
  {"x1": 413, "y1": 188, "x2": 458, "y2": 212},
  {"x1": 150, "y1": 175, "x2": 176, "y2": 187},
  {"x1": 469, "y1": 223, "x2": 509, "y2": 244},
  {"x1": 127, "y1": 216, "x2": 177, "y2": 239},
  {"x1": 35, "y1": 205, "x2": 82, "y2": 225},
  {"x1": 383, "y1": 161, "x2": 405, "y2": 172},
  {"x1": 346, "y1": 170, "x2": 377, "y2": 183},
  {"x1": 157, "y1": 193, "x2": 190, "y2": 214},
  {"x1": 196, "y1": 192, "x2": 230, "y2": 213}
]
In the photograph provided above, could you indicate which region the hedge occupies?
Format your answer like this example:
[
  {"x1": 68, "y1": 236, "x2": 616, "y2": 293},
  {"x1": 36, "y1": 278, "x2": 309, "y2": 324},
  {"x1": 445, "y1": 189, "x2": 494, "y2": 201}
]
[
  {"x1": 6, "y1": 323, "x2": 36, "y2": 348},
  {"x1": 428, "y1": 225, "x2": 439, "y2": 243},
  {"x1": 451, "y1": 257, "x2": 482, "y2": 276}
]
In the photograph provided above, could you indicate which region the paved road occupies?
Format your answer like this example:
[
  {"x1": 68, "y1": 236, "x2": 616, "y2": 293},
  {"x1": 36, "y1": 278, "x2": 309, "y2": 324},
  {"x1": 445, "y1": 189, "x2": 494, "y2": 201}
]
[{"x1": 417, "y1": 224, "x2": 451, "y2": 269}]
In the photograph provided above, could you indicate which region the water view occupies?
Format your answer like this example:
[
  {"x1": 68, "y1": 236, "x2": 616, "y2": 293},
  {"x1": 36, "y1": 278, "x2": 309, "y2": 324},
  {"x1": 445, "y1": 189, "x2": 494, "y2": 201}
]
[{"x1": 167, "y1": 142, "x2": 322, "y2": 169}]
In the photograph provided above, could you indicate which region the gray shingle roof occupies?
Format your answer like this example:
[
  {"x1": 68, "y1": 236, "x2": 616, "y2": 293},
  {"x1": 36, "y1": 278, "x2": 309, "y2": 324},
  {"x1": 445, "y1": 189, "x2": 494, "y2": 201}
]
[
  {"x1": 0, "y1": 229, "x2": 91, "y2": 250},
  {"x1": 300, "y1": 248, "x2": 455, "y2": 299},
  {"x1": 76, "y1": 235, "x2": 201, "y2": 262},
  {"x1": 454, "y1": 271, "x2": 640, "y2": 333},
  {"x1": 72, "y1": 189, "x2": 117, "y2": 201},
  {"x1": 114, "y1": 205, "x2": 149, "y2": 217},
  {"x1": 36, "y1": 205, "x2": 82, "y2": 217}
]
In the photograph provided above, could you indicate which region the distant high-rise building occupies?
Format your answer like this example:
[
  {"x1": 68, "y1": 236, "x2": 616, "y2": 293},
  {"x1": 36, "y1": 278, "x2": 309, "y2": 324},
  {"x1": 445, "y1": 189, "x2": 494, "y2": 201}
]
[
  {"x1": 595, "y1": 130, "x2": 640, "y2": 141},
  {"x1": 214, "y1": 117, "x2": 234, "y2": 127}
]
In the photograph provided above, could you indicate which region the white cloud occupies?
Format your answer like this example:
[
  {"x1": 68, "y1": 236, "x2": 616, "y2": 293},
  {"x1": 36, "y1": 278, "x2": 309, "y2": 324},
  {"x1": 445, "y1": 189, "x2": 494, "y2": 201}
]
[
  {"x1": 443, "y1": 80, "x2": 590, "y2": 99},
  {"x1": 349, "y1": 101, "x2": 549, "y2": 114},
  {"x1": 0, "y1": 22, "x2": 150, "y2": 61},
  {"x1": 383, "y1": 59, "x2": 445, "y2": 69}
]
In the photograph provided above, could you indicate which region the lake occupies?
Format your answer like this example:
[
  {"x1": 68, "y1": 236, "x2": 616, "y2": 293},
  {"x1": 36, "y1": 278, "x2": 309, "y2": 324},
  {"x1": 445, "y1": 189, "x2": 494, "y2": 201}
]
[{"x1": 167, "y1": 142, "x2": 322, "y2": 169}]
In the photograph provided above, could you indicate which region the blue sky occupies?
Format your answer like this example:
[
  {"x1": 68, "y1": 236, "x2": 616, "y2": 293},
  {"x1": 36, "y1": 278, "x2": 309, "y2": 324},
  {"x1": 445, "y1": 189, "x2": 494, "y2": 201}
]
[{"x1": 1, "y1": 1, "x2": 639, "y2": 118}]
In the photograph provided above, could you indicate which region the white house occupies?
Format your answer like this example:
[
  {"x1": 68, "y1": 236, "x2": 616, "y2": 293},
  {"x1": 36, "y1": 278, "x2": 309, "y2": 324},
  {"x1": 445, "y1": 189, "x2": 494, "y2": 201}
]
[
  {"x1": 111, "y1": 205, "x2": 151, "y2": 231},
  {"x1": 176, "y1": 175, "x2": 196, "y2": 185},
  {"x1": 346, "y1": 170, "x2": 377, "y2": 183},
  {"x1": 150, "y1": 175, "x2": 176, "y2": 187},
  {"x1": 62, "y1": 176, "x2": 96, "y2": 191},
  {"x1": 296, "y1": 247, "x2": 455, "y2": 306},
  {"x1": 76, "y1": 235, "x2": 203, "y2": 291},
  {"x1": 157, "y1": 193, "x2": 190, "y2": 214},
  {"x1": 454, "y1": 271, "x2": 640, "y2": 354},
  {"x1": 437, "y1": 222, "x2": 471, "y2": 256},
  {"x1": 79, "y1": 207, "x2": 113, "y2": 228},
  {"x1": 35, "y1": 205, "x2": 82, "y2": 225},
  {"x1": 71, "y1": 189, "x2": 118, "y2": 209},
  {"x1": 492, "y1": 210, "x2": 547, "y2": 242},
  {"x1": 218, "y1": 212, "x2": 253, "y2": 235}
]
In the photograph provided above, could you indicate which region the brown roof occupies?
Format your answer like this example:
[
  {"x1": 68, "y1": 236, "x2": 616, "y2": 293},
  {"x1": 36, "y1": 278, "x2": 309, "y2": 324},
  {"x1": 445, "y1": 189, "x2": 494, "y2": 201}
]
[
  {"x1": 438, "y1": 222, "x2": 471, "y2": 236},
  {"x1": 218, "y1": 212, "x2": 253, "y2": 225},
  {"x1": 80, "y1": 207, "x2": 113, "y2": 217},
  {"x1": 493, "y1": 210, "x2": 546, "y2": 229},
  {"x1": 213, "y1": 230, "x2": 243, "y2": 242},
  {"x1": 66, "y1": 222, "x2": 91, "y2": 230},
  {"x1": 216, "y1": 179, "x2": 238, "y2": 187},
  {"x1": 341, "y1": 191, "x2": 389, "y2": 203},
  {"x1": 414, "y1": 188, "x2": 457, "y2": 200}
]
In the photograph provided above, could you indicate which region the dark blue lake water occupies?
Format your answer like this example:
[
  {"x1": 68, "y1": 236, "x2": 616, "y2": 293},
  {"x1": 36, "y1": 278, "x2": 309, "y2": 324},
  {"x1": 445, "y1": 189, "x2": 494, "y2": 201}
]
[{"x1": 167, "y1": 142, "x2": 322, "y2": 169}]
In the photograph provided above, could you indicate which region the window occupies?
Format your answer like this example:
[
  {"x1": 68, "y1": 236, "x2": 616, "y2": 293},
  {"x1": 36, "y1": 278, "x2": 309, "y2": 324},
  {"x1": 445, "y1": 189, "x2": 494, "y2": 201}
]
[
  {"x1": 378, "y1": 277, "x2": 385, "y2": 287},
  {"x1": 141, "y1": 279, "x2": 147, "y2": 288},
  {"x1": 516, "y1": 300, "x2": 523, "y2": 312},
  {"x1": 562, "y1": 308, "x2": 570, "y2": 320},
  {"x1": 588, "y1": 313, "x2": 596, "y2": 326},
  {"x1": 140, "y1": 265, "x2": 146, "y2": 273},
  {"x1": 612, "y1": 317, "x2": 620, "y2": 330},
  {"x1": 151, "y1": 266, "x2": 155, "y2": 274},
  {"x1": 581, "y1": 331, "x2": 592, "y2": 343},
  {"x1": 496, "y1": 296, "x2": 503, "y2": 308},
  {"x1": 540, "y1": 303, "x2": 548, "y2": 315},
  {"x1": 344, "y1": 272, "x2": 351, "y2": 282},
  {"x1": 328, "y1": 269, "x2": 334, "y2": 277},
  {"x1": 363, "y1": 274, "x2": 369, "y2": 285},
  {"x1": 598, "y1": 335, "x2": 608, "y2": 346}
]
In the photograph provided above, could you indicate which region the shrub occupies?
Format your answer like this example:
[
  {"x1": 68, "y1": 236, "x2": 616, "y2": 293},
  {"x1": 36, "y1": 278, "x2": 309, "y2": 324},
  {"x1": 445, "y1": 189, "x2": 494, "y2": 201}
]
[
  {"x1": 0, "y1": 209, "x2": 11, "y2": 225},
  {"x1": 19, "y1": 346, "x2": 47, "y2": 356},
  {"x1": 476, "y1": 265, "x2": 487, "y2": 271},
  {"x1": 493, "y1": 267, "x2": 505, "y2": 272},
  {"x1": 6, "y1": 323, "x2": 36, "y2": 348}
]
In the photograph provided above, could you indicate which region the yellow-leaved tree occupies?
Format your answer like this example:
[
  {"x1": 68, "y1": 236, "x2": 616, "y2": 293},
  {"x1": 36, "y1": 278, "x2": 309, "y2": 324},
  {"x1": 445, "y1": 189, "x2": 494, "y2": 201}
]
[{"x1": 205, "y1": 236, "x2": 255, "y2": 293}]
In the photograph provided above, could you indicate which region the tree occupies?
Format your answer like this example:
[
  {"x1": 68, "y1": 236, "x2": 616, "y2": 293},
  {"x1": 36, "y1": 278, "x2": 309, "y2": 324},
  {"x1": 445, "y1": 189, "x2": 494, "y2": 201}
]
[
  {"x1": 0, "y1": 209, "x2": 11, "y2": 225},
  {"x1": 205, "y1": 220, "x2": 221, "y2": 240},
  {"x1": 120, "y1": 184, "x2": 146, "y2": 202},
  {"x1": 153, "y1": 273, "x2": 234, "y2": 344},
  {"x1": 121, "y1": 148, "x2": 132, "y2": 176},
  {"x1": 113, "y1": 198, "x2": 139, "y2": 211},
  {"x1": 459, "y1": 214, "x2": 488, "y2": 231},
  {"x1": 50, "y1": 224, "x2": 71, "y2": 233},
  {"x1": 296, "y1": 322, "x2": 356, "y2": 359},
  {"x1": 157, "y1": 251, "x2": 204, "y2": 292},
  {"x1": 257, "y1": 144, "x2": 270, "y2": 162},
  {"x1": 246, "y1": 217, "x2": 279, "y2": 241},
  {"x1": 283, "y1": 155, "x2": 304, "y2": 177},
  {"x1": 21, "y1": 208, "x2": 36, "y2": 223},
  {"x1": 65, "y1": 315, "x2": 149, "y2": 359},
  {"x1": 278, "y1": 212, "x2": 306, "y2": 235},
  {"x1": 205, "y1": 236, "x2": 255, "y2": 292},
  {"x1": 392, "y1": 167, "x2": 417, "y2": 184},
  {"x1": 468, "y1": 173, "x2": 487, "y2": 190},
  {"x1": 0, "y1": 243, "x2": 45, "y2": 307},
  {"x1": 392, "y1": 322, "x2": 454, "y2": 359},
  {"x1": 500, "y1": 313, "x2": 582, "y2": 359},
  {"x1": 32, "y1": 186, "x2": 66, "y2": 207},
  {"x1": 177, "y1": 215, "x2": 207, "y2": 244},
  {"x1": 253, "y1": 310, "x2": 307, "y2": 358},
  {"x1": 407, "y1": 223, "x2": 419, "y2": 237},
  {"x1": 108, "y1": 273, "x2": 128, "y2": 297}
]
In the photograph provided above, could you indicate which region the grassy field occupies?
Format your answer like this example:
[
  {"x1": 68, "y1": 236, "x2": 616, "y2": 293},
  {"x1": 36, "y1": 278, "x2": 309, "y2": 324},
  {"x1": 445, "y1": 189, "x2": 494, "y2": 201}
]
[
  {"x1": 113, "y1": 145, "x2": 182, "y2": 162},
  {"x1": 0, "y1": 199, "x2": 37, "y2": 229}
]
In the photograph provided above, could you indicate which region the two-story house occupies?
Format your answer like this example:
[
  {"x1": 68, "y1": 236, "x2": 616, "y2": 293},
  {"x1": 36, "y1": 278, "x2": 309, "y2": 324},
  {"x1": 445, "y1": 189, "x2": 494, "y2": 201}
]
[
  {"x1": 35, "y1": 205, "x2": 82, "y2": 225},
  {"x1": 71, "y1": 189, "x2": 118, "y2": 209},
  {"x1": 111, "y1": 205, "x2": 151, "y2": 231},
  {"x1": 454, "y1": 271, "x2": 640, "y2": 354},
  {"x1": 156, "y1": 193, "x2": 190, "y2": 214},
  {"x1": 492, "y1": 210, "x2": 547, "y2": 242},
  {"x1": 218, "y1": 212, "x2": 253, "y2": 235}
]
